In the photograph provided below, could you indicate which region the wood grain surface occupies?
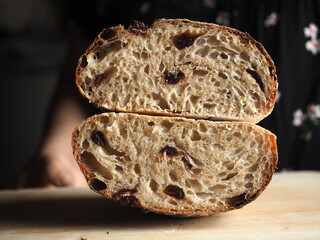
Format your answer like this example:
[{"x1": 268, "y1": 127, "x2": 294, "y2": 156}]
[{"x1": 0, "y1": 171, "x2": 319, "y2": 240}]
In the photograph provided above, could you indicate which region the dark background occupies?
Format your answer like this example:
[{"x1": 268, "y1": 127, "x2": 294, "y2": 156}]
[{"x1": 0, "y1": 0, "x2": 67, "y2": 189}]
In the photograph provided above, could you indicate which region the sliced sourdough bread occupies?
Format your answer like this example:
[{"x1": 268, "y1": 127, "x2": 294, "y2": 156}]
[
  {"x1": 76, "y1": 19, "x2": 277, "y2": 123},
  {"x1": 72, "y1": 112, "x2": 278, "y2": 217}
]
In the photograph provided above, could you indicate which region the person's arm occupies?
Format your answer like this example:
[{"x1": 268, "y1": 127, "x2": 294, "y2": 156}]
[{"x1": 18, "y1": 37, "x2": 93, "y2": 188}]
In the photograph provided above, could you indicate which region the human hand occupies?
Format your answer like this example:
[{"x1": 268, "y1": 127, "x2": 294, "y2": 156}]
[
  {"x1": 17, "y1": 38, "x2": 92, "y2": 189},
  {"x1": 18, "y1": 150, "x2": 87, "y2": 188}
]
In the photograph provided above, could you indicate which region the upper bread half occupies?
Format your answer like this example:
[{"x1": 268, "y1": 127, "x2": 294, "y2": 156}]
[{"x1": 75, "y1": 19, "x2": 278, "y2": 123}]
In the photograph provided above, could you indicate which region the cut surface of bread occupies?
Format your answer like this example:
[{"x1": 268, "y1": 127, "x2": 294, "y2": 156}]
[
  {"x1": 76, "y1": 19, "x2": 277, "y2": 123},
  {"x1": 72, "y1": 112, "x2": 278, "y2": 217}
]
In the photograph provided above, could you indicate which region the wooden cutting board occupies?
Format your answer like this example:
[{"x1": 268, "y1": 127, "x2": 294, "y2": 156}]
[{"x1": 0, "y1": 171, "x2": 319, "y2": 240}]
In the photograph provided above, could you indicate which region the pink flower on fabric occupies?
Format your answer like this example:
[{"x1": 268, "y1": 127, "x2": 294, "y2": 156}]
[
  {"x1": 216, "y1": 12, "x2": 230, "y2": 26},
  {"x1": 304, "y1": 23, "x2": 318, "y2": 40},
  {"x1": 308, "y1": 104, "x2": 320, "y2": 119},
  {"x1": 139, "y1": 1, "x2": 151, "y2": 14},
  {"x1": 276, "y1": 91, "x2": 281, "y2": 102},
  {"x1": 304, "y1": 23, "x2": 320, "y2": 55},
  {"x1": 293, "y1": 104, "x2": 320, "y2": 140},
  {"x1": 264, "y1": 12, "x2": 279, "y2": 27},
  {"x1": 293, "y1": 109, "x2": 305, "y2": 127},
  {"x1": 203, "y1": 0, "x2": 216, "y2": 8},
  {"x1": 305, "y1": 39, "x2": 320, "y2": 55}
]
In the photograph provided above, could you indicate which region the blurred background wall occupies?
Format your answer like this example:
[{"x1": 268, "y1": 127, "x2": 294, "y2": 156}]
[
  {"x1": 1, "y1": 0, "x2": 319, "y2": 189},
  {"x1": 0, "y1": 0, "x2": 67, "y2": 189}
]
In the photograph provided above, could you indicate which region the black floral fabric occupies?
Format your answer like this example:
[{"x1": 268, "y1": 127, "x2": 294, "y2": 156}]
[{"x1": 64, "y1": 0, "x2": 320, "y2": 170}]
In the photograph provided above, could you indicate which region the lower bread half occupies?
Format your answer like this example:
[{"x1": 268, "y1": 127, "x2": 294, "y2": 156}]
[{"x1": 72, "y1": 112, "x2": 278, "y2": 217}]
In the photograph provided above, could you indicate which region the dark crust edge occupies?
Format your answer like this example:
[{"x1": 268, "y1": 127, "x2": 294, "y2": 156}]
[
  {"x1": 71, "y1": 112, "x2": 278, "y2": 217},
  {"x1": 74, "y1": 18, "x2": 278, "y2": 123}
]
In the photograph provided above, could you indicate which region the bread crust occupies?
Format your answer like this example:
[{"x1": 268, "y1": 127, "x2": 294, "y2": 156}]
[
  {"x1": 75, "y1": 19, "x2": 278, "y2": 123},
  {"x1": 72, "y1": 113, "x2": 278, "y2": 217}
]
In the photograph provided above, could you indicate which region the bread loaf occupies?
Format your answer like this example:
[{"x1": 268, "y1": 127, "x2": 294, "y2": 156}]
[
  {"x1": 73, "y1": 19, "x2": 278, "y2": 216},
  {"x1": 72, "y1": 112, "x2": 277, "y2": 217},
  {"x1": 76, "y1": 19, "x2": 277, "y2": 123}
]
